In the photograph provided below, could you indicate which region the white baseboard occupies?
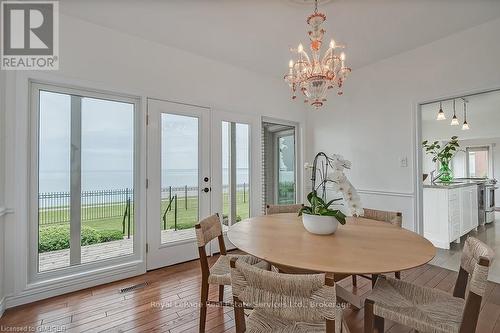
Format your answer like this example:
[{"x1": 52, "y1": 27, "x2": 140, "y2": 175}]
[{"x1": 5, "y1": 260, "x2": 145, "y2": 308}]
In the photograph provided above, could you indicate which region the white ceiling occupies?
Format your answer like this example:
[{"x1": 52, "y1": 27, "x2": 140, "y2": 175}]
[{"x1": 60, "y1": 0, "x2": 500, "y2": 79}]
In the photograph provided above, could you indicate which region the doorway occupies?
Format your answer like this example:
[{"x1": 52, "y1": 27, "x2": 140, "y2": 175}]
[
  {"x1": 262, "y1": 120, "x2": 299, "y2": 208},
  {"x1": 146, "y1": 99, "x2": 259, "y2": 269}
]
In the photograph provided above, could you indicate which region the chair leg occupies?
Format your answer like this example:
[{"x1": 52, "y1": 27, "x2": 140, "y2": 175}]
[
  {"x1": 199, "y1": 280, "x2": 209, "y2": 333},
  {"x1": 352, "y1": 274, "x2": 357, "y2": 287},
  {"x1": 395, "y1": 271, "x2": 401, "y2": 280},
  {"x1": 364, "y1": 299, "x2": 374, "y2": 333},
  {"x1": 218, "y1": 285, "x2": 224, "y2": 303},
  {"x1": 233, "y1": 296, "x2": 246, "y2": 333},
  {"x1": 326, "y1": 319, "x2": 335, "y2": 333},
  {"x1": 374, "y1": 315, "x2": 385, "y2": 333},
  {"x1": 371, "y1": 274, "x2": 379, "y2": 288}
]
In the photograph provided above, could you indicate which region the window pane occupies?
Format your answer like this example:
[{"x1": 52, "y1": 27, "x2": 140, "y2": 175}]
[
  {"x1": 37, "y1": 89, "x2": 136, "y2": 272},
  {"x1": 161, "y1": 114, "x2": 199, "y2": 244},
  {"x1": 278, "y1": 135, "x2": 296, "y2": 204},
  {"x1": 236, "y1": 123, "x2": 250, "y2": 221},
  {"x1": 38, "y1": 91, "x2": 71, "y2": 272},
  {"x1": 81, "y1": 97, "x2": 134, "y2": 263},
  {"x1": 222, "y1": 121, "x2": 250, "y2": 226},
  {"x1": 468, "y1": 149, "x2": 489, "y2": 178}
]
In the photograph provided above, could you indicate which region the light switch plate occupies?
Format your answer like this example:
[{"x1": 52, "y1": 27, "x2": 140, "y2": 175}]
[{"x1": 400, "y1": 157, "x2": 408, "y2": 168}]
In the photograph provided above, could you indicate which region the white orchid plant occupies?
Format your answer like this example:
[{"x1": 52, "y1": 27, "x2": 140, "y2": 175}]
[{"x1": 302, "y1": 154, "x2": 364, "y2": 222}]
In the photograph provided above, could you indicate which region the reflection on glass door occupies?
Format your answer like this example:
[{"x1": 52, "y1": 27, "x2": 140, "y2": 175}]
[
  {"x1": 161, "y1": 114, "x2": 200, "y2": 244},
  {"x1": 222, "y1": 122, "x2": 250, "y2": 226},
  {"x1": 277, "y1": 134, "x2": 296, "y2": 204}
]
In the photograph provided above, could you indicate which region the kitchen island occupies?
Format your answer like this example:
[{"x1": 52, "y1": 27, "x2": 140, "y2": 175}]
[{"x1": 423, "y1": 182, "x2": 478, "y2": 249}]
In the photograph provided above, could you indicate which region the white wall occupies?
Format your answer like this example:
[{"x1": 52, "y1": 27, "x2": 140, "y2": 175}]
[
  {"x1": 306, "y1": 17, "x2": 500, "y2": 231},
  {"x1": 3, "y1": 14, "x2": 305, "y2": 307}
]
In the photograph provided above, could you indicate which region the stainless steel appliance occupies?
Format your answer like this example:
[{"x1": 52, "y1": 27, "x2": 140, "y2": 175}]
[
  {"x1": 477, "y1": 182, "x2": 486, "y2": 225},
  {"x1": 485, "y1": 180, "x2": 497, "y2": 224}
]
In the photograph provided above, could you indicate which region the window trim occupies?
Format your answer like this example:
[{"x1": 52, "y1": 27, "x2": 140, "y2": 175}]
[
  {"x1": 465, "y1": 145, "x2": 492, "y2": 178},
  {"x1": 29, "y1": 80, "x2": 142, "y2": 283}
]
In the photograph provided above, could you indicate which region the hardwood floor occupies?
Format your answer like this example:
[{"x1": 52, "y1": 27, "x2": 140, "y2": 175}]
[{"x1": 1, "y1": 255, "x2": 500, "y2": 333}]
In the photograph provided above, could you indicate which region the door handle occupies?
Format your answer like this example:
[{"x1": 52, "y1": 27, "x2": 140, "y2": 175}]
[{"x1": 203, "y1": 187, "x2": 211, "y2": 193}]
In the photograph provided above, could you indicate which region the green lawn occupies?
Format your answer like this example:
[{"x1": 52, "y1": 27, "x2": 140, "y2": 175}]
[{"x1": 39, "y1": 190, "x2": 250, "y2": 235}]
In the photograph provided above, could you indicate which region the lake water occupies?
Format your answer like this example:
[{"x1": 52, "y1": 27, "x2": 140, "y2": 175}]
[{"x1": 39, "y1": 169, "x2": 254, "y2": 193}]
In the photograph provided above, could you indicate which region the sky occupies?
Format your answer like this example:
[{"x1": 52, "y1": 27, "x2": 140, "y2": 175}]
[{"x1": 39, "y1": 90, "x2": 250, "y2": 192}]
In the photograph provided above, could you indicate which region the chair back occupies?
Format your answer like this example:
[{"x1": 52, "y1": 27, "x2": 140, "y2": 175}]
[
  {"x1": 266, "y1": 204, "x2": 303, "y2": 215},
  {"x1": 230, "y1": 258, "x2": 337, "y2": 324},
  {"x1": 195, "y1": 214, "x2": 223, "y2": 247},
  {"x1": 363, "y1": 208, "x2": 402, "y2": 227},
  {"x1": 458, "y1": 237, "x2": 494, "y2": 297},
  {"x1": 195, "y1": 214, "x2": 226, "y2": 279},
  {"x1": 454, "y1": 237, "x2": 494, "y2": 332}
]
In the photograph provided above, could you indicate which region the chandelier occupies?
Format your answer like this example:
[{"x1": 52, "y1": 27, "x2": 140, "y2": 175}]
[{"x1": 284, "y1": 0, "x2": 351, "y2": 109}]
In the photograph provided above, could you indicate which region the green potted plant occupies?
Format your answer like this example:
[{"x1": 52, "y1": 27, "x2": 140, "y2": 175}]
[
  {"x1": 299, "y1": 191, "x2": 346, "y2": 235},
  {"x1": 422, "y1": 136, "x2": 460, "y2": 182}
]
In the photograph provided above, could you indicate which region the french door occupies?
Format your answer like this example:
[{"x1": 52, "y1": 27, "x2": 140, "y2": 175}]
[
  {"x1": 146, "y1": 99, "x2": 260, "y2": 269},
  {"x1": 146, "y1": 99, "x2": 211, "y2": 270}
]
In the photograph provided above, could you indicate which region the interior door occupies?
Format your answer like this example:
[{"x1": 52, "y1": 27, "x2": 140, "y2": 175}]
[{"x1": 146, "y1": 98, "x2": 211, "y2": 270}]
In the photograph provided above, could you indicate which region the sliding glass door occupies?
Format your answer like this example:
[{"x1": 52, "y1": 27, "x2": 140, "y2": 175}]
[{"x1": 32, "y1": 83, "x2": 139, "y2": 275}]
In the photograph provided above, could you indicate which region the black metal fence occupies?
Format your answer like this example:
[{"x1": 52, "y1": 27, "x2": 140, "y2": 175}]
[
  {"x1": 38, "y1": 184, "x2": 248, "y2": 226},
  {"x1": 39, "y1": 188, "x2": 135, "y2": 225}
]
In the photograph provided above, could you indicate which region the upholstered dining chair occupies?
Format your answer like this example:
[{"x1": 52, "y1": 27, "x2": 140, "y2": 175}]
[
  {"x1": 229, "y1": 257, "x2": 349, "y2": 333},
  {"x1": 365, "y1": 237, "x2": 494, "y2": 333},
  {"x1": 266, "y1": 203, "x2": 303, "y2": 215},
  {"x1": 195, "y1": 214, "x2": 270, "y2": 333},
  {"x1": 352, "y1": 208, "x2": 403, "y2": 288}
]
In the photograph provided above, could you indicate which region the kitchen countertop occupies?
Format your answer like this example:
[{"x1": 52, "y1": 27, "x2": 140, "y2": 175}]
[{"x1": 423, "y1": 181, "x2": 480, "y2": 189}]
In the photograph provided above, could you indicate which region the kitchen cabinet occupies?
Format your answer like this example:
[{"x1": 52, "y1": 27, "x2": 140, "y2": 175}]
[{"x1": 423, "y1": 184, "x2": 478, "y2": 249}]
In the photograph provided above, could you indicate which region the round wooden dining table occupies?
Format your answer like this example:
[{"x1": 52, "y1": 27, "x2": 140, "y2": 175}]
[
  {"x1": 227, "y1": 213, "x2": 436, "y2": 276},
  {"x1": 227, "y1": 213, "x2": 436, "y2": 308}
]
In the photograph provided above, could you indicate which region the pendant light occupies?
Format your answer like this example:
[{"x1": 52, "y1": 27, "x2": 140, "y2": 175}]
[
  {"x1": 462, "y1": 101, "x2": 470, "y2": 130},
  {"x1": 436, "y1": 101, "x2": 446, "y2": 120},
  {"x1": 450, "y1": 99, "x2": 459, "y2": 126}
]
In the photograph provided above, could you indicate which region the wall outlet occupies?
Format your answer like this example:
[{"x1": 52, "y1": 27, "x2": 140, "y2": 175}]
[{"x1": 400, "y1": 157, "x2": 408, "y2": 168}]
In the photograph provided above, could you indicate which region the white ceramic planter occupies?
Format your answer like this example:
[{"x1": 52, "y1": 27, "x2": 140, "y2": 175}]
[{"x1": 302, "y1": 213, "x2": 339, "y2": 235}]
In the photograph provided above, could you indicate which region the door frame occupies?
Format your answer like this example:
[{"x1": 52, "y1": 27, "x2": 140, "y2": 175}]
[
  {"x1": 145, "y1": 98, "x2": 211, "y2": 270},
  {"x1": 414, "y1": 86, "x2": 500, "y2": 235},
  {"x1": 262, "y1": 117, "x2": 302, "y2": 207}
]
